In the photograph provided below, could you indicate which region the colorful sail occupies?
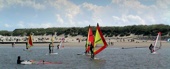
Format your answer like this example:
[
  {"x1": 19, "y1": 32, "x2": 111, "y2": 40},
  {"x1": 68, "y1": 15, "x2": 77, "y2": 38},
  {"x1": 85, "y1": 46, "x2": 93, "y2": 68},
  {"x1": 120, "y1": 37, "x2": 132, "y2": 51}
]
[
  {"x1": 85, "y1": 25, "x2": 94, "y2": 53},
  {"x1": 59, "y1": 38, "x2": 65, "y2": 49},
  {"x1": 27, "y1": 34, "x2": 33, "y2": 48},
  {"x1": 94, "y1": 23, "x2": 108, "y2": 55},
  {"x1": 153, "y1": 32, "x2": 162, "y2": 52}
]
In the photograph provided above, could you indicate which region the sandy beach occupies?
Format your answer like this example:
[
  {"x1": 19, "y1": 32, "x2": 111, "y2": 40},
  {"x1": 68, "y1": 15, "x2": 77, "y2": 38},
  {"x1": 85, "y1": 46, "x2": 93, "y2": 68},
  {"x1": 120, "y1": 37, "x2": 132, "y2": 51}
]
[
  {"x1": 0, "y1": 34, "x2": 169, "y2": 48},
  {"x1": 0, "y1": 38, "x2": 169, "y2": 48}
]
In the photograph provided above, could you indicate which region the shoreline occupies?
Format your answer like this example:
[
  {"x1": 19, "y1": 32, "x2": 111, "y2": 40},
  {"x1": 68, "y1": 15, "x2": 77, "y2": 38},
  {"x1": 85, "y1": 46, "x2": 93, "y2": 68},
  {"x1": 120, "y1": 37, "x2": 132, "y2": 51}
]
[{"x1": 0, "y1": 41, "x2": 169, "y2": 48}]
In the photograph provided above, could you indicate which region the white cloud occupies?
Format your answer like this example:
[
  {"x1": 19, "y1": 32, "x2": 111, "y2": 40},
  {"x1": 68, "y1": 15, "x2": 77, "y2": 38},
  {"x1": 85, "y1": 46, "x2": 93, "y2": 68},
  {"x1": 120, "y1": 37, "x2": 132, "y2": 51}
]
[
  {"x1": 56, "y1": 14, "x2": 64, "y2": 24},
  {"x1": 19, "y1": 22, "x2": 54, "y2": 28},
  {"x1": 0, "y1": 0, "x2": 5, "y2": 10},
  {"x1": 50, "y1": 0, "x2": 80, "y2": 19},
  {"x1": 156, "y1": 0, "x2": 170, "y2": 9},
  {"x1": 1, "y1": 0, "x2": 45, "y2": 10},
  {"x1": 17, "y1": 21, "x2": 25, "y2": 28},
  {"x1": 112, "y1": 15, "x2": 146, "y2": 26},
  {"x1": 4, "y1": 24, "x2": 11, "y2": 27},
  {"x1": 49, "y1": 0, "x2": 81, "y2": 27},
  {"x1": 82, "y1": 2, "x2": 100, "y2": 11}
]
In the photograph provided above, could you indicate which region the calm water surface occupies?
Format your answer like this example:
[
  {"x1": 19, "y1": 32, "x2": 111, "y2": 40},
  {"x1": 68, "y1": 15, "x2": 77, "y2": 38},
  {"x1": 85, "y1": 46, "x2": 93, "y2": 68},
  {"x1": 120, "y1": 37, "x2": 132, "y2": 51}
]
[{"x1": 0, "y1": 45, "x2": 170, "y2": 69}]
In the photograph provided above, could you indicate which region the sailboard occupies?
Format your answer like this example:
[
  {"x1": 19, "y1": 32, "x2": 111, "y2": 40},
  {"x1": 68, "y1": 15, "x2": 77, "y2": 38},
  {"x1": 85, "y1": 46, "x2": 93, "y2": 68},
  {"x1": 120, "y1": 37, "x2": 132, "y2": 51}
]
[
  {"x1": 21, "y1": 60, "x2": 62, "y2": 65},
  {"x1": 46, "y1": 53, "x2": 58, "y2": 55},
  {"x1": 152, "y1": 32, "x2": 162, "y2": 54},
  {"x1": 93, "y1": 23, "x2": 108, "y2": 55}
]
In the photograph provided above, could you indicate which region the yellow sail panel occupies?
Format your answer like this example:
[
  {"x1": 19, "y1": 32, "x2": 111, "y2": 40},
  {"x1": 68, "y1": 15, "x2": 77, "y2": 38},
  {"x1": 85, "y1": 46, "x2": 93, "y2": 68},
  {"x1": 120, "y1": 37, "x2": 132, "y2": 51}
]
[
  {"x1": 93, "y1": 23, "x2": 107, "y2": 55},
  {"x1": 94, "y1": 29, "x2": 103, "y2": 47}
]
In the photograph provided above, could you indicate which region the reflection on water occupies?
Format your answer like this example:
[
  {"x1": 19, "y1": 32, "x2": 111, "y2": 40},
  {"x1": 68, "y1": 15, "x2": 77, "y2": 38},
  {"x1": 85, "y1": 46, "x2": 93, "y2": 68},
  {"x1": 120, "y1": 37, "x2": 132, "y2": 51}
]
[{"x1": 0, "y1": 46, "x2": 170, "y2": 69}]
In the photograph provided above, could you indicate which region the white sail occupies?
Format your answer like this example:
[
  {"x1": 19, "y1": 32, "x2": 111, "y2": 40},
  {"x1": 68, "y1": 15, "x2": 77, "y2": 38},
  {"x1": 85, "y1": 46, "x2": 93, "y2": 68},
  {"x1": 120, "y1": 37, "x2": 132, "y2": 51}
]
[{"x1": 153, "y1": 32, "x2": 162, "y2": 52}]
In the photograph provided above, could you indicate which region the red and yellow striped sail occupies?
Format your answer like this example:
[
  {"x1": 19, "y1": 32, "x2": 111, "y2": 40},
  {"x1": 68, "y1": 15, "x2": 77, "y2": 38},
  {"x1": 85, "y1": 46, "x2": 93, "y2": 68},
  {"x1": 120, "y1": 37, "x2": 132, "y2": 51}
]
[
  {"x1": 85, "y1": 25, "x2": 94, "y2": 52},
  {"x1": 27, "y1": 34, "x2": 33, "y2": 48},
  {"x1": 94, "y1": 23, "x2": 108, "y2": 55}
]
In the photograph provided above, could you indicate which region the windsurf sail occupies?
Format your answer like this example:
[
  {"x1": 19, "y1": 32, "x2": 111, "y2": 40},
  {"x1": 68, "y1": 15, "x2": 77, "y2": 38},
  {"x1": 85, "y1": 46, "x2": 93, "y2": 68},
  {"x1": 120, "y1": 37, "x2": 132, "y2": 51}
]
[
  {"x1": 94, "y1": 23, "x2": 108, "y2": 55},
  {"x1": 59, "y1": 38, "x2": 65, "y2": 49},
  {"x1": 153, "y1": 32, "x2": 162, "y2": 52},
  {"x1": 27, "y1": 34, "x2": 33, "y2": 48},
  {"x1": 85, "y1": 25, "x2": 94, "y2": 53}
]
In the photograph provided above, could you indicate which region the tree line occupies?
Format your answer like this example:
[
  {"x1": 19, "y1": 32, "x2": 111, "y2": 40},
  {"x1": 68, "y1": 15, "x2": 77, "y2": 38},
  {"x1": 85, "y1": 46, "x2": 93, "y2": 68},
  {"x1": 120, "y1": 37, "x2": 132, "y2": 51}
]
[{"x1": 0, "y1": 24, "x2": 170, "y2": 37}]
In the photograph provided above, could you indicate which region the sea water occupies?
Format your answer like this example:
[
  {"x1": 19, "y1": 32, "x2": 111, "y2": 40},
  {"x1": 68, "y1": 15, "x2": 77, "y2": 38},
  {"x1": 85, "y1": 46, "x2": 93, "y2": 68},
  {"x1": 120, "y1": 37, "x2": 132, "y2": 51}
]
[{"x1": 0, "y1": 46, "x2": 170, "y2": 69}]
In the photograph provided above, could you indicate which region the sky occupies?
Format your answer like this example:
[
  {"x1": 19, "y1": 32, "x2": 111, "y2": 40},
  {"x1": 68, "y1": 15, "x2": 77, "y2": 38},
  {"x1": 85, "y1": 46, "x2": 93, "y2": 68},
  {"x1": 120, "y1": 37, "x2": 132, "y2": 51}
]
[{"x1": 0, "y1": 0, "x2": 170, "y2": 31}]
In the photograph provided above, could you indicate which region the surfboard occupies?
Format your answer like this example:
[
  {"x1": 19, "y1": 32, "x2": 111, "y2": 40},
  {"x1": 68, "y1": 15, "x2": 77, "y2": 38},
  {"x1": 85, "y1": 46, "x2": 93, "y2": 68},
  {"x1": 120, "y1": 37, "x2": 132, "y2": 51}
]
[
  {"x1": 151, "y1": 52, "x2": 157, "y2": 54},
  {"x1": 46, "y1": 53, "x2": 58, "y2": 55},
  {"x1": 21, "y1": 61, "x2": 32, "y2": 65}
]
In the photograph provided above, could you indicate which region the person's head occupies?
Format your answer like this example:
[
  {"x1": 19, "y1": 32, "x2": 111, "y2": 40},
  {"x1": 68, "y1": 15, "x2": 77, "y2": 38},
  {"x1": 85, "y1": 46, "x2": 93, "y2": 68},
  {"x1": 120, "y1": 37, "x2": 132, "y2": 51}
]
[{"x1": 17, "y1": 56, "x2": 21, "y2": 60}]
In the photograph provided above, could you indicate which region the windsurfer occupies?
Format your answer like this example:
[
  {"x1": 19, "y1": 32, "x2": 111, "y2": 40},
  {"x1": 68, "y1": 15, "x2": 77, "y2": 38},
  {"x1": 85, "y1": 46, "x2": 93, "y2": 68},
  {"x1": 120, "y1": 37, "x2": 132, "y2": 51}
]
[
  {"x1": 17, "y1": 56, "x2": 24, "y2": 64},
  {"x1": 12, "y1": 42, "x2": 15, "y2": 47},
  {"x1": 149, "y1": 44, "x2": 154, "y2": 53},
  {"x1": 26, "y1": 42, "x2": 28, "y2": 50},
  {"x1": 89, "y1": 42, "x2": 94, "y2": 59},
  {"x1": 57, "y1": 44, "x2": 59, "y2": 49},
  {"x1": 17, "y1": 56, "x2": 33, "y2": 64},
  {"x1": 49, "y1": 43, "x2": 52, "y2": 54}
]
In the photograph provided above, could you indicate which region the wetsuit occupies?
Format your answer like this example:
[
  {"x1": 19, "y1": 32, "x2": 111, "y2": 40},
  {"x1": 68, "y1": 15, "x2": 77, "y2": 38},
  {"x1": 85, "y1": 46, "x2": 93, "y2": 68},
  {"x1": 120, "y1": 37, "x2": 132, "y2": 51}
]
[
  {"x1": 149, "y1": 44, "x2": 154, "y2": 53},
  {"x1": 26, "y1": 43, "x2": 28, "y2": 50},
  {"x1": 90, "y1": 44, "x2": 94, "y2": 59},
  {"x1": 49, "y1": 43, "x2": 52, "y2": 53},
  {"x1": 57, "y1": 45, "x2": 59, "y2": 49},
  {"x1": 17, "y1": 56, "x2": 23, "y2": 64}
]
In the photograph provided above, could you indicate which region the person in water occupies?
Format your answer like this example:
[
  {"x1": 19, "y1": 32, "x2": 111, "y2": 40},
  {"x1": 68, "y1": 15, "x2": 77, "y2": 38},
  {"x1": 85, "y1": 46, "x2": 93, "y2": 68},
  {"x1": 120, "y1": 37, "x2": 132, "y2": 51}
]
[
  {"x1": 49, "y1": 43, "x2": 52, "y2": 54},
  {"x1": 17, "y1": 56, "x2": 34, "y2": 64},
  {"x1": 51, "y1": 43, "x2": 54, "y2": 53},
  {"x1": 89, "y1": 42, "x2": 94, "y2": 59},
  {"x1": 149, "y1": 44, "x2": 154, "y2": 53},
  {"x1": 12, "y1": 42, "x2": 15, "y2": 47},
  {"x1": 26, "y1": 42, "x2": 28, "y2": 50},
  {"x1": 17, "y1": 56, "x2": 24, "y2": 64},
  {"x1": 57, "y1": 44, "x2": 59, "y2": 49}
]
